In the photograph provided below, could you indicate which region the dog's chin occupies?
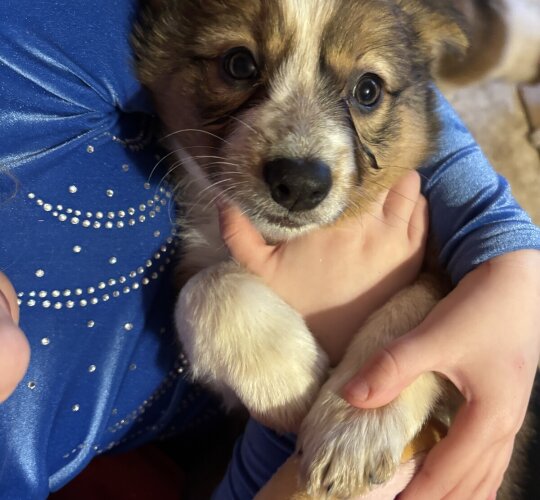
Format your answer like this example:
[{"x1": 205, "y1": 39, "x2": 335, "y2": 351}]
[{"x1": 252, "y1": 215, "x2": 323, "y2": 243}]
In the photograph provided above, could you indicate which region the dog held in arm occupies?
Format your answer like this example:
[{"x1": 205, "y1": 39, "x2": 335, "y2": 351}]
[{"x1": 134, "y1": 1, "x2": 535, "y2": 497}]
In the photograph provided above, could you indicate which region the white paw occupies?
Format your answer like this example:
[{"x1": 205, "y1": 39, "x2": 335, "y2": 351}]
[
  {"x1": 298, "y1": 389, "x2": 421, "y2": 498},
  {"x1": 176, "y1": 261, "x2": 329, "y2": 432}
]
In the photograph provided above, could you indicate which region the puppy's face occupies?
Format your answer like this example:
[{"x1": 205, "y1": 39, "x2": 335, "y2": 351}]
[{"x1": 135, "y1": 0, "x2": 466, "y2": 240}]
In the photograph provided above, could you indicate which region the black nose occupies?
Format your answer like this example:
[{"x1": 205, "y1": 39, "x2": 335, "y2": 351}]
[{"x1": 263, "y1": 158, "x2": 332, "y2": 211}]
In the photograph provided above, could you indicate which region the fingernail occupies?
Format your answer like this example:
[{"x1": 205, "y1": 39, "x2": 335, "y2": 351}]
[{"x1": 343, "y1": 379, "x2": 370, "y2": 403}]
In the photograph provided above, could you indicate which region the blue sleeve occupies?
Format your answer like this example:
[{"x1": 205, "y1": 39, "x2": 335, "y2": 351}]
[
  {"x1": 420, "y1": 90, "x2": 540, "y2": 283},
  {"x1": 212, "y1": 419, "x2": 296, "y2": 500}
]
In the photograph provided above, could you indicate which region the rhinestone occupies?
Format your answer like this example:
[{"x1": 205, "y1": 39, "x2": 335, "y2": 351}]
[
  {"x1": 73, "y1": 245, "x2": 82, "y2": 253},
  {"x1": 149, "y1": 211, "x2": 156, "y2": 218},
  {"x1": 128, "y1": 208, "x2": 135, "y2": 215},
  {"x1": 38, "y1": 291, "x2": 47, "y2": 298},
  {"x1": 87, "y1": 287, "x2": 95, "y2": 294},
  {"x1": 71, "y1": 217, "x2": 80, "y2": 225},
  {"x1": 88, "y1": 365, "x2": 96, "y2": 373},
  {"x1": 80, "y1": 299, "x2": 88, "y2": 307},
  {"x1": 151, "y1": 273, "x2": 158, "y2": 280},
  {"x1": 147, "y1": 200, "x2": 154, "y2": 206},
  {"x1": 139, "y1": 204, "x2": 146, "y2": 211},
  {"x1": 112, "y1": 291, "x2": 120, "y2": 297},
  {"x1": 109, "y1": 257, "x2": 117, "y2": 265},
  {"x1": 142, "y1": 278, "x2": 150, "y2": 285},
  {"x1": 161, "y1": 199, "x2": 167, "y2": 206},
  {"x1": 105, "y1": 221, "x2": 113, "y2": 229},
  {"x1": 52, "y1": 211, "x2": 59, "y2": 217},
  {"x1": 27, "y1": 299, "x2": 36, "y2": 307},
  {"x1": 69, "y1": 185, "x2": 78, "y2": 193},
  {"x1": 28, "y1": 381, "x2": 36, "y2": 390},
  {"x1": 129, "y1": 363, "x2": 137, "y2": 371},
  {"x1": 37, "y1": 199, "x2": 44, "y2": 206},
  {"x1": 35, "y1": 269, "x2": 45, "y2": 278},
  {"x1": 137, "y1": 267, "x2": 144, "y2": 274},
  {"x1": 86, "y1": 212, "x2": 93, "y2": 218},
  {"x1": 139, "y1": 215, "x2": 146, "y2": 223},
  {"x1": 124, "y1": 323, "x2": 134, "y2": 331},
  {"x1": 52, "y1": 290, "x2": 60, "y2": 298},
  {"x1": 96, "y1": 212, "x2": 104, "y2": 219},
  {"x1": 118, "y1": 276, "x2": 126, "y2": 284},
  {"x1": 155, "y1": 206, "x2": 161, "y2": 213},
  {"x1": 154, "y1": 253, "x2": 161, "y2": 260},
  {"x1": 66, "y1": 301, "x2": 75, "y2": 308},
  {"x1": 145, "y1": 260, "x2": 152, "y2": 268},
  {"x1": 106, "y1": 189, "x2": 114, "y2": 197},
  {"x1": 118, "y1": 211, "x2": 126, "y2": 218},
  {"x1": 66, "y1": 208, "x2": 73, "y2": 214},
  {"x1": 72, "y1": 404, "x2": 80, "y2": 412},
  {"x1": 75, "y1": 288, "x2": 83, "y2": 295},
  {"x1": 108, "y1": 279, "x2": 116, "y2": 286},
  {"x1": 87, "y1": 320, "x2": 95, "y2": 328},
  {"x1": 123, "y1": 287, "x2": 130, "y2": 294},
  {"x1": 128, "y1": 219, "x2": 135, "y2": 226},
  {"x1": 29, "y1": 291, "x2": 36, "y2": 297},
  {"x1": 43, "y1": 203, "x2": 52, "y2": 212},
  {"x1": 28, "y1": 193, "x2": 36, "y2": 199},
  {"x1": 58, "y1": 214, "x2": 67, "y2": 222},
  {"x1": 129, "y1": 271, "x2": 136, "y2": 278},
  {"x1": 90, "y1": 297, "x2": 98, "y2": 305},
  {"x1": 107, "y1": 212, "x2": 115, "y2": 219},
  {"x1": 98, "y1": 282, "x2": 106, "y2": 289},
  {"x1": 42, "y1": 301, "x2": 51, "y2": 309},
  {"x1": 87, "y1": 145, "x2": 94, "y2": 153},
  {"x1": 144, "y1": 182, "x2": 151, "y2": 190},
  {"x1": 116, "y1": 221, "x2": 124, "y2": 228},
  {"x1": 132, "y1": 283, "x2": 140, "y2": 290},
  {"x1": 160, "y1": 245, "x2": 167, "y2": 252},
  {"x1": 153, "y1": 231, "x2": 161, "y2": 238},
  {"x1": 122, "y1": 164, "x2": 129, "y2": 172},
  {"x1": 102, "y1": 294, "x2": 110, "y2": 301},
  {"x1": 93, "y1": 221, "x2": 102, "y2": 229},
  {"x1": 82, "y1": 220, "x2": 91, "y2": 228},
  {"x1": 54, "y1": 302, "x2": 62, "y2": 310}
]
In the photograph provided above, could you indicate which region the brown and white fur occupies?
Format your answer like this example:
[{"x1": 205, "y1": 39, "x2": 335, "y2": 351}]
[{"x1": 134, "y1": 1, "x2": 535, "y2": 497}]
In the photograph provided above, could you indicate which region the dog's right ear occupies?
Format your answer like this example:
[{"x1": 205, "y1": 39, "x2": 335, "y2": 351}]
[{"x1": 398, "y1": 0, "x2": 469, "y2": 72}]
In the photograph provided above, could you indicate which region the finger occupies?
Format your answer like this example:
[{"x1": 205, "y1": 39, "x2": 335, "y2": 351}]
[
  {"x1": 217, "y1": 201, "x2": 273, "y2": 266},
  {"x1": 343, "y1": 328, "x2": 443, "y2": 408},
  {"x1": 382, "y1": 170, "x2": 421, "y2": 223},
  {"x1": 0, "y1": 272, "x2": 19, "y2": 324},
  {"x1": 400, "y1": 403, "x2": 501, "y2": 500},
  {"x1": 0, "y1": 318, "x2": 30, "y2": 402},
  {"x1": 408, "y1": 194, "x2": 429, "y2": 244}
]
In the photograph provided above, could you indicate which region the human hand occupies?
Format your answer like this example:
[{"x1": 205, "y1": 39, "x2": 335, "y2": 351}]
[
  {"x1": 343, "y1": 249, "x2": 540, "y2": 499},
  {"x1": 0, "y1": 272, "x2": 30, "y2": 402},
  {"x1": 219, "y1": 171, "x2": 428, "y2": 365}
]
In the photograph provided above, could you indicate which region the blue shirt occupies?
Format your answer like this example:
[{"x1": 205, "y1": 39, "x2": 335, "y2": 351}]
[{"x1": 1, "y1": 1, "x2": 539, "y2": 499}]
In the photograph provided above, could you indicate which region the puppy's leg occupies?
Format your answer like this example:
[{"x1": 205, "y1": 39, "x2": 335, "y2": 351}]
[
  {"x1": 299, "y1": 277, "x2": 444, "y2": 498},
  {"x1": 176, "y1": 260, "x2": 329, "y2": 432}
]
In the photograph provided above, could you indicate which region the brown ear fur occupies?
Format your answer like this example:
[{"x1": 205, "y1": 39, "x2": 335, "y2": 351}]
[{"x1": 398, "y1": 0, "x2": 469, "y2": 72}]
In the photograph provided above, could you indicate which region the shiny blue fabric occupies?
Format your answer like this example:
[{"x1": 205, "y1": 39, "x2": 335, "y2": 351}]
[{"x1": 1, "y1": 1, "x2": 540, "y2": 499}]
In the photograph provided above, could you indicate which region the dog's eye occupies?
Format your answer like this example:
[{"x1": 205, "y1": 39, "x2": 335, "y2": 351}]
[
  {"x1": 222, "y1": 47, "x2": 258, "y2": 81},
  {"x1": 353, "y1": 74, "x2": 383, "y2": 108}
]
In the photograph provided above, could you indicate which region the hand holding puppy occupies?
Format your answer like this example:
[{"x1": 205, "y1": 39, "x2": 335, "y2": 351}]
[
  {"x1": 344, "y1": 249, "x2": 540, "y2": 500},
  {"x1": 219, "y1": 170, "x2": 428, "y2": 366}
]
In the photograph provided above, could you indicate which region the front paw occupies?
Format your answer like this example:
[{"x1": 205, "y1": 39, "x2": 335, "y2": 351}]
[
  {"x1": 298, "y1": 389, "x2": 415, "y2": 498},
  {"x1": 175, "y1": 261, "x2": 329, "y2": 432}
]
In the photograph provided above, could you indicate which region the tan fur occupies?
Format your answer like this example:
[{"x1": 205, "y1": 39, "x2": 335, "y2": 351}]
[{"x1": 134, "y1": 1, "x2": 533, "y2": 497}]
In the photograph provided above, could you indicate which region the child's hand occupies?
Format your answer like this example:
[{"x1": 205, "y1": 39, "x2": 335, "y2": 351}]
[
  {"x1": 0, "y1": 272, "x2": 30, "y2": 402},
  {"x1": 219, "y1": 171, "x2": 428, "y2": 365},
  {"x1": 344, "y1": 249, "x2": 540, "y2": 500}
]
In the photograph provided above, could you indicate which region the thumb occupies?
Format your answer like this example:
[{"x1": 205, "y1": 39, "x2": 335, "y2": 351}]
[
  {"x1": 217, "y1": 202, "x2": 273, "y2": 268},
  {"x1": 342, "y1": 327, "x2": 441, "y2": 409}
]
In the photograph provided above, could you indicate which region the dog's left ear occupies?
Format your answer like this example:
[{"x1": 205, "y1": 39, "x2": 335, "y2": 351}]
[{"x1": 398, "y1": 0, "x2": 469, "y2": 70}]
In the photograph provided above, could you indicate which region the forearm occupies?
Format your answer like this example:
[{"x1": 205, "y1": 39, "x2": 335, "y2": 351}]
[{"x1": 420, "y1": 90, "x2": 540, "y2": 283}]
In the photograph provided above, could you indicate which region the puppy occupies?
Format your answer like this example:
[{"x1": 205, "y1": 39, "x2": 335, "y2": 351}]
[{"x1": 134, "y1": 1, "x2": 534, "y2": 497}]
